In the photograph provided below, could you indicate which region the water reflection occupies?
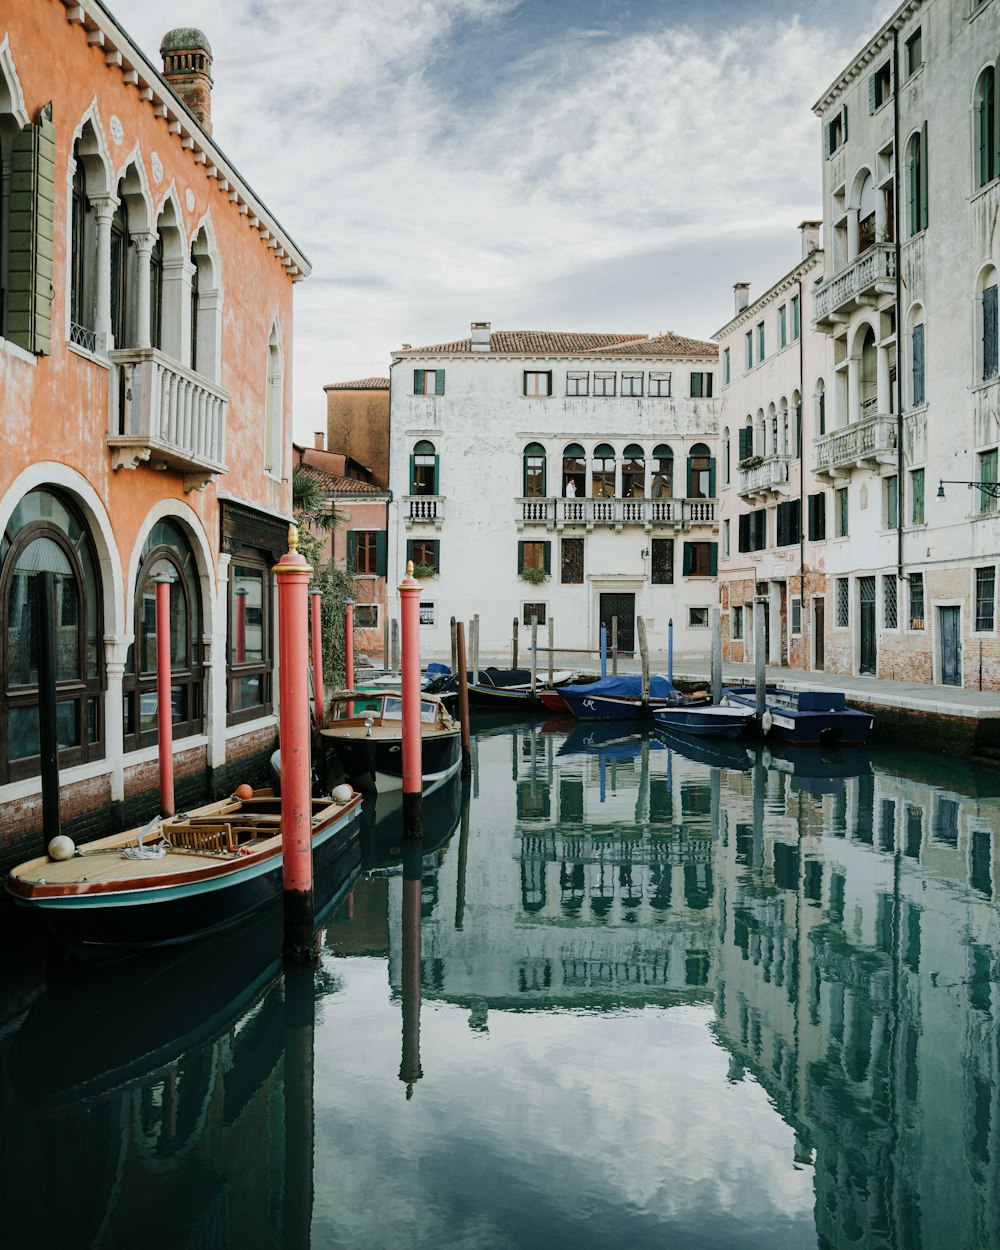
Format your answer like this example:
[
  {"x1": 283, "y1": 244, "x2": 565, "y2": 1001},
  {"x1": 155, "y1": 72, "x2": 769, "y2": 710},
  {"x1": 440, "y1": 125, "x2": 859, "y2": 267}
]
[{"x1": 3, "y1": 722, "x2": 1000, "y2": 1249}]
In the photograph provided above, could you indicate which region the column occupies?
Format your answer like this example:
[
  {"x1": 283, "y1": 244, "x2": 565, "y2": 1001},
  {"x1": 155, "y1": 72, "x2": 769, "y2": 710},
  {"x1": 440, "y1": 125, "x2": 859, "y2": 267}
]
[
  {"x1": 132, "y1": 231, "x2": 156, "y2": 350},
  {"x1": 846, "y1": 208, "x2": 859, "y2": 262},
  {"x1": 876, "y1": 343, "x2": 891, "y2": 417},
  {"x1": 92, "y1": 194, "x2": 118, "y2": 351},
  {"x1": 103, "y1": 640, "x2": 128, "y2": 805},
  {"x1": 847, "y1": 356, "x2": 860, "y2": 425}
]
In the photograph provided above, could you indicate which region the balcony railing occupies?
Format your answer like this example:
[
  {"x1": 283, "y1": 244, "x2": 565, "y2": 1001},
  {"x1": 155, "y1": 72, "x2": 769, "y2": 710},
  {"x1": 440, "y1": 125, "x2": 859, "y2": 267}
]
[
  {"x1": 404, "y1": 495, "x2": 445, "y2": 528},
  {"x1": 814, "y1": 243, "x2": 896, "y2": 327},
  {"x1": 108, "y1": 349, "x2": 228, "y2": 491},
  {"x1": 737, "y1": 455, "x2": 789, "y2": 498},
  {"x1": 813, "y1": 411, "x2": 897, "y2": 477},
  {"x1": 517, "y1": 497, "x2": 716, "y2": 530}
]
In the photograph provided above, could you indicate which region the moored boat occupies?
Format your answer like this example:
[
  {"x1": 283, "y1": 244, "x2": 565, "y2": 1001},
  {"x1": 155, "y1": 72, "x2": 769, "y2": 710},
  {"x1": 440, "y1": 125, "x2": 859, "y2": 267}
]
[
  {"x1": 652, "y1": 703, "x2": 756, "y2": 739},
  {"x1": 722, "y1": 687, "x2": 874, "y2": 745},
  {"x1": 5, "y1": 788, "x2": 363, "y2": 961},
  {"x1": 559, "y1": 674, "x2": 707, "y2": 721},
  {"x1": 442, "y1": 666, "x2": 576, "y2": 711},
  {"x1": 320, "y1": 690, "x2": 461, "y2": 792}
]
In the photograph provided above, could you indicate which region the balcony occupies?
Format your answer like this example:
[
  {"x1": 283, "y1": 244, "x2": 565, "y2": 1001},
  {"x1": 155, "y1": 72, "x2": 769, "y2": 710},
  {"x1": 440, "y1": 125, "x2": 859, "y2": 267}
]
[
  {"x1": 813, "y1": 244, "x2": 896, "y2": 328},
  {"x1": 404, "y1": 495, "x2": 445, "y2": 529},
  {"x1": 516, "y1": 497, "x2": 716, "y2": 532},
  {"x1": 737, "y1": 455, "x2": 790, "y2": 500},
  {"x1": 813, "y1": 411, "x2": 897, "y2": 478},
  {"x1": 108, "y1": 349, "x2": 228, "y2": 492}
]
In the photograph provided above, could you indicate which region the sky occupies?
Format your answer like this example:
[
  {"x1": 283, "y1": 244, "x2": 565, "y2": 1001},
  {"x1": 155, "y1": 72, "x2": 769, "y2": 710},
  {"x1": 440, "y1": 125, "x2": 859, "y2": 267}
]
[{"x1": 118, "y1": 0, "x2": 899, "y2": 442}]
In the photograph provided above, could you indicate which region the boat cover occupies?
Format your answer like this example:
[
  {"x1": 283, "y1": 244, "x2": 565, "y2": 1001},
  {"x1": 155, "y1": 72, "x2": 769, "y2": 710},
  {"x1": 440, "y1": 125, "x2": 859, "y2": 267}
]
[{"x1": 560, "y1": 674, "x2": 677, "y2": 699}]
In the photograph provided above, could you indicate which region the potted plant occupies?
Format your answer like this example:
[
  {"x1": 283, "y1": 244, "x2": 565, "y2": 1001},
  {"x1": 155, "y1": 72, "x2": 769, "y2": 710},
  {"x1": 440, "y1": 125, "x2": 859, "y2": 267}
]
[
  {"x1": 520, "y1": 566, "x2": 548, "y2": 585},
  {"x1": 412, "y1": 563, "x2": 437, "y2": 580}
]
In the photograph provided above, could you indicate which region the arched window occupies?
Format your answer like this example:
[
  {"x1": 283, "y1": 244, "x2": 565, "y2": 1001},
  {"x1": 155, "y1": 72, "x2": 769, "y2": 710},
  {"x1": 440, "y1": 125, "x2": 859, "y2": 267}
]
[
  {"x1": 815, "y1": 379, "x2": 827, "y2": 436},
  {"x1": 909, "y1": 306, "x2": 926, "y2": 407},
  {"x1": 188, "y1": 224, "x2": 221, "y2": 378},
  {"x1": 622, "y1": 444, "x2": 644, "y2": 497},
  {"x1": 859, "y1": 326, "x2": 878, "y2": 415},
  {"x1": 562, "y1": 443, "x2": 585, "y2": 497},
  {"x1": 651, "y1": 444, "x2": 673, "y2": 498},
  {"x1": 686, "y1": 442, "x2": 715, "y2": 499},
  {"x1": 591, "y1": 443, "x2": 615, "y2": 498},
  {"x1": 149, "y1": 230, "x2": 163, "y2": 351},
  {"x1": 976, "y1": 67, "x2": 996, "y2": 189},
  {"x1": 0, "y1": 488, "x2": 104, "y2": 782},
  {"x1": 123, "y1": 519, "x2": 204, "y2": 750},
  {"x1": 767, "y1": 402, "x2": 778, "y2": 456},
  {"x1": 522, "y1": 442, "x2": 546, "y2": 497},
  {"x1": 907, "y1": 126, "x2": 928, "y2": 237},
  {"x1": 722, "y1": 428, "x2": 730, "y2": 485},
  {"x1": 263, "y1": 320, "x2": 283, "y2": 475},
  {"x1": 410, "y1": 439, "x2": 438, "y2": 494},
  {"x1": 68, "y1": 125, "x2": 107, "y2": 351},
  {"x1": 189, "y1": 242, "x2": 200, "y2": 372},
  {"x1": 110, "y1": 197, "x2": 129, "y2": 349},
  {"x1": 857, "y1": 171, "x2": 875, "y2": 253}
]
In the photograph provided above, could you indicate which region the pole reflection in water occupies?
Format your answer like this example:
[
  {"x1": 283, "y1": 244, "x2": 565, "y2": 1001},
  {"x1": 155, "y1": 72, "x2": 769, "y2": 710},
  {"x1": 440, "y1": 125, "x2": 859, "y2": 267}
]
[
  {"x1": 282, "y1": 964, "x2": 316, "y2": 1250},
  {"x1": 399, "y1": 838, "x2": 424, "y2": 1098}
]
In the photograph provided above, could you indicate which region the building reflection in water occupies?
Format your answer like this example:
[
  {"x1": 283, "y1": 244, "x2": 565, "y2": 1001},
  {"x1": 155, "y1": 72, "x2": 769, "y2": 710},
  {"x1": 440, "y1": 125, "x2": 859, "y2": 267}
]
[{"x1": 3, "y1": 724, "x2": 1000, "y2": 1250}]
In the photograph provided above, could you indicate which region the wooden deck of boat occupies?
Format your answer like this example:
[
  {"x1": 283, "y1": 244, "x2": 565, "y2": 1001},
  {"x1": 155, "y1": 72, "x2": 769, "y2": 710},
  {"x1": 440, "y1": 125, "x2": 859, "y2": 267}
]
[{"x1": 12, "y1": 844, "x2": 247, "y2": 887}]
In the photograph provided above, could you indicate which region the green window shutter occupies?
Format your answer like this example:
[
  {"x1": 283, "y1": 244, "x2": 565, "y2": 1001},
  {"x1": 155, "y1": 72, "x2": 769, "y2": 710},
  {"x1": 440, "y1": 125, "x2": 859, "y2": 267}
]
[
  {"x1": 517, "y1": 542, "x2": 525, "y2": 574},
  {"x1": 413, "y1": 369, "x2": 424, "y2": 395},
  {"x1": 376, "y1": 531, "x2": 387, "y2": 576},
  {"x1": 920, "y1": 121, "x2": 928, "y2": 231},
  {"x1": 842, "y1": 105, "x2": 847, "y2": 141},
  {"x1": 522, "y1": 371, "x2": 528, "y2": 397},
  {"x1": 708, "y1": 459, "x2": 717, "y2": 497},
  {"x1": 686, "y1": 458, "x2": 694, "y2": 497},
  {"x1": 739, "y1": 428, "x2": 752, "y2": 459},
  {"x1": 709, "y1": 544, "x2": 718, "y2": 577},
  {"x1": 825, "y1": 120, "x2": 832, "y2": 158},
  {"x1": 993, "y1": 69, "x2": 1000, "y2": 181},
  {"x1": 909, "y1": 141, "x2": 918, "y2": 237},
  {"x1": 682, "y1": 543, "x2": 693, "y2": 576},
  {"x1": 432, "y1": 455, "x2": 440, "y2": 494},
  {"x1": 522, "y1": 454, "x2": 529, "y2": 496},
  {"x1": 545, "y1": 370, "x2": 552, "y2": 396},
  {"x1": 435, "y1": 369, "x2": 446, "y2": 396},
  {"x1": 409, "y1": 453, "x2": 415, "y2": 493},
  {"x1": 406, "y1": 540, "x2": 414, "y2": 569},
  {"x1": 8, "y1": 109, "x2": 55, "y2": 355},
  {"x1": 868, "y1": 73, "x2": 877, "y2": 114},
  {"x1": 980, "y1": 92, "x2": 991, "y2": 188},
  {"x1": 540, "y1": 456, "x2": 546, "y2": 497},
  {"x1": 543, "y1": 542, "x2": 551, "y2": 574},
  {"x1": 705, "y1": 373, "x2": 713, "y2": 398},
  {"x1": 346, "y1": 530, "x2": 357, "y2": 572},
  {"x1": 432, "y1": 540, "x2": 440, "y2": 573}
]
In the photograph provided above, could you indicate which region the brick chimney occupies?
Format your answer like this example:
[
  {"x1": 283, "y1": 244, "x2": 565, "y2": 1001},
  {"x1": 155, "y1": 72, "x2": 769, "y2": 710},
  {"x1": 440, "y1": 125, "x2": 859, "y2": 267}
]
[
  {"x1": 160, "y1": 28, "x2": 213, "y2": 133},
  {"x1": 470, "y1": 321, "x2": 491, "y2": 352},
  {"x1": 734, "y1": 282, "x2": 750, "y2": 315},
  {"x1": 799, "y1": 220, "x2": 822, "y2": 258},
  {"x1": 314, "y1": 431, "x2": 325, "y2": 450}
]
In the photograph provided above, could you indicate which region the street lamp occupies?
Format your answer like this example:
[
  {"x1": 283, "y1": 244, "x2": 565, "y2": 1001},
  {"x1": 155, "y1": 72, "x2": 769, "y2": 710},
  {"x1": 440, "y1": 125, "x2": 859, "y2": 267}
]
[{"x1": 937, "y1": 479, "x2": 1000, "y2": 499}]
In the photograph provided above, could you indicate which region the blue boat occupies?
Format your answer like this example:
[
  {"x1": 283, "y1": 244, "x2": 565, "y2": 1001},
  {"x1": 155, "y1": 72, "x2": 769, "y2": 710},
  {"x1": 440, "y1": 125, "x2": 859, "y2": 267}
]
[
  {"x1": 558, "y1": 674, "x2": 699, "y2": 721},
  {"x1": 652, "y1": 703, "x2": 756, "y2": 739},
  {"x1": 723, "y1": 687, "x2": 874, "y2": 746}
]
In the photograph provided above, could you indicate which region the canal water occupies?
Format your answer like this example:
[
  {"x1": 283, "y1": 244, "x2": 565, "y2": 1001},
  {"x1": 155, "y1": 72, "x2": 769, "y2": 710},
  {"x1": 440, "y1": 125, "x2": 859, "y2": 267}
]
[{"x1": 2, "y1": 717, "x2": 1000, "y2": 1249}]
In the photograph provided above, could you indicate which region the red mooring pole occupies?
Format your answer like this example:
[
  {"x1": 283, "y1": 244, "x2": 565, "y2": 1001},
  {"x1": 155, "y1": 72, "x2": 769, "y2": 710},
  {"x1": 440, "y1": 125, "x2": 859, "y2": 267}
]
[
  {"x1": 310, "y1": 588, "x2": 324, "y2": 730},
  {"x1": 399, "y1": 561, "x2": 423, "y2": 838},
  {"x1": 344, "y1": 598, "x2": 354, "y2": 718},
  {"x1": 154, "y1": 573, "x2": 175, "y2": 817},
  {"x1": 275, "y1": 525, "x2": 315, "y2": 961}
]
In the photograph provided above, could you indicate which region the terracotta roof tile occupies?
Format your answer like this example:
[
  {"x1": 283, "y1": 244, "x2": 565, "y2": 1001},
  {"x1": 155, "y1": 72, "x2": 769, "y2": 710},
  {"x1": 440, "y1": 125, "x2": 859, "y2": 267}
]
[
  {"x1": 297, "y1": 464, "x2": 382, "y2": 494},
  {"x1": 323, "y1": 377, "x2": 390, "y2": 391},
  {"x1": 397, "y1": 330, "x2": 717, "y2": 358}
]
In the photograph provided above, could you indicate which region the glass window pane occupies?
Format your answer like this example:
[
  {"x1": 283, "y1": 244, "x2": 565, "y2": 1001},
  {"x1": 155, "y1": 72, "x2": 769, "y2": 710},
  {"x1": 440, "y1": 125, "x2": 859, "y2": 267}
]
[{"x1": 232, "y1": 565, "x2": 266, "y2": 663}]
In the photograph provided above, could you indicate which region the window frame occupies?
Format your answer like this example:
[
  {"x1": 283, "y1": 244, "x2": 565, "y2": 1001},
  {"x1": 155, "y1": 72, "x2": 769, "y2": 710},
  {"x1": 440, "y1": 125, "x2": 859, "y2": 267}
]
[
  {"x1": 648, "y1": 372, "x2": 671, "y2": 397},
  {"x1": 560, "y1": 537, "x2": 584, "y2": 585},
  {"x1": 227, "y1": 548, "x2": 274, "y2": 726},
  {"x1": 975, "y1": 565, "x2": 996, "y2": 632},
  {"x1": 523, "y1": 370, "x2": 553, "y2": 398}
]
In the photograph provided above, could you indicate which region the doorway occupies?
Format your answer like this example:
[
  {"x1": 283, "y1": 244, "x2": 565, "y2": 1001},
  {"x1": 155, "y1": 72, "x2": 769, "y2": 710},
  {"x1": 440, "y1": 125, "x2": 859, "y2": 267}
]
[
  {"x1": 813, "y1": 599, "x2": 825, "y2": 671},
  {"x1": 939, "y1": 606, "x2": 962, "y2": 687},
  {"x1": 859, "y1": 577, "x2": 877, "y2": 676},
  {"x1": 599, "y1": 593, "x2": 635, "y2": 653}
]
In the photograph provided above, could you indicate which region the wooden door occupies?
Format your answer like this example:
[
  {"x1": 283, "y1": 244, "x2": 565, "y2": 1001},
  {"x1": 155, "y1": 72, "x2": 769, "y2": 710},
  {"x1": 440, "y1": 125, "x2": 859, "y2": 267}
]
[
  {"x1": 940, "y1": 606, "x2": 962, "y2": 687},
  {"x1": 813, "y1": 599, "x2": 825, "y2": 670},
  {"x1": 599, "y1": 593, "x2": 635, "y2": 653},
  {"x1": 859, "y1": 577, "x2": 877, "y2": 676}
]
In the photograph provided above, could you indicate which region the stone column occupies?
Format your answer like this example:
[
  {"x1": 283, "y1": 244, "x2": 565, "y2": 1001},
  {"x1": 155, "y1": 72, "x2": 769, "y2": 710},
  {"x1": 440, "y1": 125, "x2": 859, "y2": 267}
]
[
  {"x1": 132, "y1": 231, "x2": 156, "y2": 350},
  {"x1": 92, "y1": 195, "x2": 118, "y2": 351},
  {"x1": 846, "y1": 208, "x2": 859, "y2": 262},
  {"x1": 103, "y1": 639, "x2": 128, "y2": 805},
  {"x1": 877, "y1": 343, "x2": 891, "y2": 417},
  {"x1": 847, "y1": 356, "x2": 860, "y2": 425}
]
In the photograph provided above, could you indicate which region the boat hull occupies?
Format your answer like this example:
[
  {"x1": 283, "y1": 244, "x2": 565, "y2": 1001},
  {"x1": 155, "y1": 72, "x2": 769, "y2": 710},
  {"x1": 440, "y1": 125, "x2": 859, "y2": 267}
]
[
  {"x1": 8, "y1": 801, "x2": 362, "y2": 961},
  {"x1": 325, "y1": 727, "x2": 462, "y2": 793},
  {"x1": 652, "y1": 706, "x2": 754, "y2": 739},
  {"x1": 723, "y1": 690, "x2": 873, "y2": 745}
]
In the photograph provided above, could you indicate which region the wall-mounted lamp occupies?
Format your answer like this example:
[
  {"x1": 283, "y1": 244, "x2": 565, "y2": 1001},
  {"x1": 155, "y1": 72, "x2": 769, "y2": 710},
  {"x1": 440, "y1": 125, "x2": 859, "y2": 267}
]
[
  {"x1": 640, "y1": 548, "x2": 650, "y2": 559},
  {"x1": 937, "y1": 479, "x2": 1000, "y2": 500}
]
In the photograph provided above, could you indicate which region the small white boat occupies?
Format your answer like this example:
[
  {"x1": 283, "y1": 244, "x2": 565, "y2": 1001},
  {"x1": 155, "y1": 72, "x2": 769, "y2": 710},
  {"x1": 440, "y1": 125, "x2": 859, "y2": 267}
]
[{"x1": 652, "y1": 703, "x2": 756, "y2": 739}]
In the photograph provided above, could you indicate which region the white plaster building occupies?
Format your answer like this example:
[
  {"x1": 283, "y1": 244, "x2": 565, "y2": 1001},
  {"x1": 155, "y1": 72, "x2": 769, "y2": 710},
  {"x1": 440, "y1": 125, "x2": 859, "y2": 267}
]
[
  {"x1": 811, "y1": 0, "x2": 1000, "y2": 687},
  {"x1": 715, "y1": 224, "x2": 832, "y2": 672},
  {"x1": 387, "y1": 324, "x2": 720, "y2": 662}
]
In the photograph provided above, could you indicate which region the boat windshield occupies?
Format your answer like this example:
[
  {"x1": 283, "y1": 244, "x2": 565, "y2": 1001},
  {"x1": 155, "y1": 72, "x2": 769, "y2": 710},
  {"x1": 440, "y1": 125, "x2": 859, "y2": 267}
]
[{"x1": 382, "y1": 697, "x2": 438, "y2": 723}]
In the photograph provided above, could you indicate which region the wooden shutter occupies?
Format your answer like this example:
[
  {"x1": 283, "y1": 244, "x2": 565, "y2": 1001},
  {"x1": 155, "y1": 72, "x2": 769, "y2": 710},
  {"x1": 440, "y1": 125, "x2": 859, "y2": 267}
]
[
  {"x1": 708, "y1": 459, "x2": 717, "y2": 498},
  {"x1": 432, "y1": 454, "x2": 440, "y2": 494},
  {"x1": 842, "y1": 105, "x2": 847, "y2": 141},
  {"x1": 517, "y1": 542, "x2": 525, "y2": 573},
  {"x1": 777, "y1": 503, "x2": 787, "y2": 547},
  {"x1": 985, "y1": 286, "x2": 998, "y2": 379},
  {"x1": 7, "y1": 109, "x2": 55, "y2": 355},
  {"x1": 739, "y1": 514, "x2": 750, "y2": 553},
  {"x1": 431, "y1": 540, "x2": 440, "y2": 573},
  {"x1": 543, "y1": 542, "x2": 551, "y2": 574},
  {"x1": 705, "y1": 373, "x2": 713, "y2": 398},
  {"x1": 912, "y1": 324, "x2": 925, "y2": 405},
  {"x1": 686, "y1": 457, "x2": 694, "y2": 497},
  {"x1": 919, "y1": 121, "x2": 929, "y2": 231},
  {"x1": 413, "y1": 369, "x2": 424, "y2": 395},
  {"x1": 825, "y1": 120, "x2": 833, "y2": 158},
  {"x1": 376, "y1": 531, "x2": 387, "y2": 577},
  {"x1": 408, "y1": 453, "x2": 415, "y2": 493},
  {"x1": 545, "y1": 370, "x2": 553, "y2": 396},
  {"x1": 869, "y1": 73, "x2": 877, "y2": 114},
  {"x1": 739, "y1": 428, "x2": 752, "y2": 459},
  {"x1": 435, "y1": 369, "x2": 445, "y2": 396},
  {"x1": 994, "y1": 68, "x2": 1000, "y2": 182},
  {"x1": 709, "y1": 544, "x2": 718, "y2": 577},
  {"x1": 346, "y1": 530, "x2": 357, "y2": 571},
  {"x1": 682, "y1": 543, "x2": 693, "y2": 576},
  {"x1": 981, "y1": 87, "x2": 991, "y2": 188},
  {"x1": 405, "y1": 539, "x2": 414, "y2": 569}
]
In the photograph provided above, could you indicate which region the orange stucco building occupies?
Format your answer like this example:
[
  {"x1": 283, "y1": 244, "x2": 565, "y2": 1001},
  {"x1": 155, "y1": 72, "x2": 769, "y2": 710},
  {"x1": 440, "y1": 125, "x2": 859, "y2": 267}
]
[{"x1": 0, "y1": 3, "x2": 310, "y2": 866}]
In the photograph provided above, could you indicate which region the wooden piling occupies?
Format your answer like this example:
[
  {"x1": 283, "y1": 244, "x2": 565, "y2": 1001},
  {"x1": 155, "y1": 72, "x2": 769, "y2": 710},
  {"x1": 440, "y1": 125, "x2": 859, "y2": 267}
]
[
  {"x1": 668, "y1": 617, "x2": 674, "y2": 684},
  {"x1": 612, "y1": 616, "x2": 618, "y2": 675},
  {"x1": 456, "y1": 620, "x2": 471, "y2": 775},
  {"x1": 399, "y1": 561, "x2": 423, "y2": 838},
  {"x1": 512, "y1": 616, "x2": 519, "y2": 668},
  {"x1": 35, "y1": 571, "x2": 61, "y2": 842},
  {"x1": 282, "y1": 963, "x2": 316, "y2": 1249},
  {"x1": 399, "y1": 838, "x2": 424, "y2": 1097},
  {"x1": 530, "y1": 616, "x2": 538, "y2": 695},
  {"x1": 600, "y1": 624, "x2": 607, "y2": 678},
  {"x1": 450, "y1": 616, "x2": 458, "y2": 673},
  {"x1": 754, "y1": 601, "x2": 767, "y2": 724},
  {"x1": 472, "y1": 614, "x2": 480, "y2": 684},
  {"x1": 710, "y1": 606, "x2": 722, "y2": 705},
  {"x1": 637, "y1": 616, "x2": 650, "y2": 717}
]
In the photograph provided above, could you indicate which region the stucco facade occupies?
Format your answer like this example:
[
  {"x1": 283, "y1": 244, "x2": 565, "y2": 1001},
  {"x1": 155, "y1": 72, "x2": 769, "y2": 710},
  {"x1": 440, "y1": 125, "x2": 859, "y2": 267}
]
[
  {"x1": 387, "y1": 324, "x2": 720, "y2": 662},
  {"x1": 0, "y1": 2, "x2": 308, "y2": 863}
]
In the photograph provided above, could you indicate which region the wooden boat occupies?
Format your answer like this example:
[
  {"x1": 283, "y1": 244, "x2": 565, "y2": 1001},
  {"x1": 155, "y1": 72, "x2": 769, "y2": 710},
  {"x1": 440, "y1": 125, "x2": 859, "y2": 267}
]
[
  {"x1": 5, "y1": 788, "x2": 363, "y2": 962},
  {"x1": 722, "y1": 687, "x2": 874, "y2": 745},
  {"x1": 652, "y1": 703, "x2": 756, "y2": 739},
  {"x1": 319, "y1": 690, "x2": 461, "y2": 792},
  {"x1": 559, "y1": 674, "x2": 708, "y2": 721},
  {"x1": 455, "y1": 666, "x2": 576, "y2": 711}
]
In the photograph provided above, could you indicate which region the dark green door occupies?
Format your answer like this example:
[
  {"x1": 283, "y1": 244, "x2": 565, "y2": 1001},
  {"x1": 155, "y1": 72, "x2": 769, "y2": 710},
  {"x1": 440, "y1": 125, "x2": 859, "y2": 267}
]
[
  {"x1": 859, "y1": 577, "x2": 876, "y2": 676},
  {"x1": 940, "y1": 606, "x2": 961, "y2": 686},
  {"x1": 599, "y1": 593, "x2": 635, "y2": 653}
]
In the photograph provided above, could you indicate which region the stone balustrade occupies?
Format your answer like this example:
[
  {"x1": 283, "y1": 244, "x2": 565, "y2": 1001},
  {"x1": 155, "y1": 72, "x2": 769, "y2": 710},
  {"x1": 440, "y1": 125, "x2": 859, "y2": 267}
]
[
  {"x1": 737, "y1": 455, "x2": 790, "y2": 498},
  {"x1": 516, "y1": 497, "x2": 715, "y2": 530},
  {"x1": 814, "y1": 244, "x2": 896, "y2": 325},
  {"x1": 813, "y1": 412, "x2": 897, "y2": 477}
]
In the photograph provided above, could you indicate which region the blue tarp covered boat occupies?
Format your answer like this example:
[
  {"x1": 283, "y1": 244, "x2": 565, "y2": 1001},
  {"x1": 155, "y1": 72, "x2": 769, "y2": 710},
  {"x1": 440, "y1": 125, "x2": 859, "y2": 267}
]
[
  {"x1": 559, "y1": 674, "x2": 694, "y2": 721},
  {"x1": 722, "y1": 688, "x2": 874, "y2": 745}
]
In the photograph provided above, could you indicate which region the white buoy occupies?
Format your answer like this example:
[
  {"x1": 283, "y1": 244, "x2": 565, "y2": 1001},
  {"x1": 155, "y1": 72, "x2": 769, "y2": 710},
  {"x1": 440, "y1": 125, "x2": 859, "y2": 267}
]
[
  {"x1": 48, "y1": 835, "x2": 76, "y2": 861},
  {"x1": 331, "y1": 783, "x2": 353, "y2": 803}
]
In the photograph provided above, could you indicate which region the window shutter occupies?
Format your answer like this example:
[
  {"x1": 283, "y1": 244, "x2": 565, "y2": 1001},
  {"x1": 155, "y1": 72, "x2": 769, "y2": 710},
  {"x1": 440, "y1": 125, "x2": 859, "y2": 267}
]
[
  {"x1": 517, "y1": 542, "x2": 525, "y2": 574},
  {"x1": 777, "y1": 504, "x2": 787, "y2": 548},
  {"x1": 408, "y1": 453, "x2": 415, "y2": 493},
  {"x1": 435, "y1": 369, "x2": 446, "y2": 396},
  {"x1": 406, "y1": 540, "x2": 414, "y2": 568},
  {"x1": 842, "y1": 104, "x2": 847, "y2": 141},
  {"x1": 739, "y1": 428, "x2": 752, "y2": 459},
  {"x1": 346, "y1": 530, "x2": 357, "y2": 571},
  {"x1": 709, "y1": 544, "x2": 718, "y2": 577},
  {"x1": 912, "y1": 323, "x2": 925, "y2": 405},
  {"x1": 909, "y1": 139, "x2": 919, "y2": 237},
  {"x1": 984, "y1": 286, "x2": 998, "y2": 379},
  {"x1": 543, "y1": 542, "x2": 551, "y2": 574},
  {"x1": 994, "y1": 69, "x2": 1000, "y2": 181},
  {"x1": 686, "y1": 457, "x2": 694, "y2": 497},
  {"x1": 432, "y1": 540, "x2": 440, "y2": 573},
  {"x1": 868, "y1": 73, "x2": 877, "y2": 114},
  {"x1": 825, "y1": 120, "x2": 833, "y2": 158},
  {"x1": 708, "y1": 459, "x2": 717, "y2": 497},
  {"x1": 8, "y1": 109, "x2": 56, "y2": 355},
  {"x1": 546, "y1": 370, "x2": 553, "y2": 396},
  {"x1": 739, "y1": 514, "x2": 750, "y2": 553},
  {"x1": 919, "y1": 121, "x2": 929, "y2": 231},
  {"x1": 705, "y1": 373, "x2": 714, "y2": 398},
  {"x1": 432, "y1": 454, "x2": 440, "y2": 495},
  {"x1": 912, "y1": 470, "x2": 924, "y2": 523},
  {"x1": 682, "y1": 543, "x2": 693, "y2": 577},
  {"x1": 981, "y1": 93, "x2": 991, "y2": 188},
  {"x1": 376, "y1": 531, "x2": 387, "y2": 577},
  {"x1": 413, "y1": 369, "x2": 424, "y2": 395}
]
